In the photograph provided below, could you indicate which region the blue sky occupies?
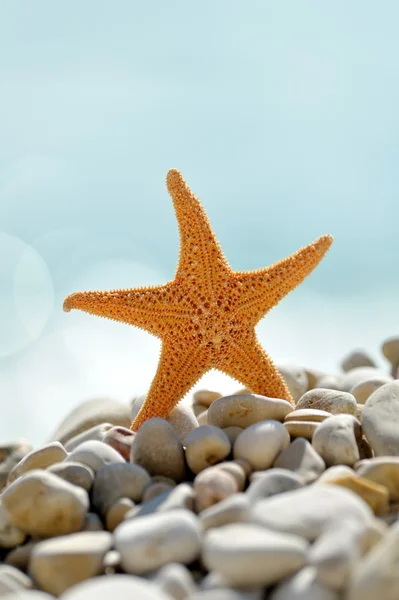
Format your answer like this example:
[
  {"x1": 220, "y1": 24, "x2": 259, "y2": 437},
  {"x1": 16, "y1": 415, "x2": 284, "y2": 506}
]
[{"x1": 0, "y1": 1, "x2": 398, "y2": 443}]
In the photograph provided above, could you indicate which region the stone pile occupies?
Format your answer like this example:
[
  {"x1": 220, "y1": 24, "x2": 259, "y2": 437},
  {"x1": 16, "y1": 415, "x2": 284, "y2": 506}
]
[{"x1": 0, "y1": 337, "x2": 398, "y2": 599}]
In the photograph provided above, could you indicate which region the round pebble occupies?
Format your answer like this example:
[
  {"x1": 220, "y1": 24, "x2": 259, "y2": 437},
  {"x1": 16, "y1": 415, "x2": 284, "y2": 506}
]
[
  {"x1": 312, "y1": 414, "x2": 362, "y2": 467},
  {"x1": 269, "y1": 566, "x2": 339, "y2": 600},
  {"x1": 284, "y1": 408, "x2": 332, "y2": 422},
  {"x1": 131, "y1": 418, "x2": 185, "y2": 481},
  {"x1": 341, "y1": 367, "x2": 388, "y2": 393},
  {"x1": 193, "y1": 390, "x2": 222, "y2": 408},
  {"x1": 7, "y1": 442, "x2": 68, "y2": 484},
  {"x1": 276, "y1": 363, "x2": 308, "y2": 402},
  {"x1": 102, "y1": 426, "x2": 136, "y2": 461},
  {"x1": 361, "y1": 381, "x2": 399, "y2": 456},
  {"x1": 341, "y1": 350, "x2": 376, "y2": 372},
  {"x1": 59, "y1": 574, "x2": 172, "y2": 600},
  {"x1": 284, "y1": 421, "x2": 319, "y2": 441},
  {"x1": 274, "y1": 438, "x2": 325, "y2": 484},
  {"x1": 194, "y1": 467, "x2": 238, "y2": 513},
  {"x1": 65, "y1": 424, "x2": 114, "y2": 452},
  {"x1": 350, "y1": 377, "x2": 392, "y2": 405},
  {"x1": 0, "y1": 502, "x2": 26, "y2": 548},
  {"x1": 246, "y1": 468, "x2": 304, "y2": 503},
  {"x1": 29, "y1": 531, "x2": 112, "y2": 596},
  {"x1": 167, "y1": 404, "x2": 199, "y2": 444},
  {"x1": 216, "y1": 462, "x2": 247, "y2": 491},
  {"x1": 92, "y1": 463, "x2": 151, "y2": 515},
  {"x1": 221, "y1": 426, "x2": 243, "y2": 445},
  {"x1": 296, "y1": 388, "x2": 357, "y2": 415},
  {"x1": 200, "y1": 492, "x2": 251, "y2": 530},
  {"x1": 356, "y1": 457, "x2": 399, "y2": 502},
  {"x1": 2, "y1": 470, "x2": 89, "y2": 538},
  {"x1": 66, "y1": 440, "x2": 125, "y2": 473},
  {"x1": 47, "y1": 462, "x2": 94, "y2": 492},
  {"x1": 203, "y1": 523, "x2": 307, "y2": 587},
  {"x1": 0, "y1": 564, "x2": 34, "y2": 594},
  {"x1": 233, "y1": 421, "x2": 290, "y2": 470},
  {"x1": 114, "y1": 509, "x2": 201, "y2": 574},
  {"x1": 105, "y1": 498, "x2": 135, "y2": 532},
  {"x1": 152, "y1": 563, "x2": 197, "y2": 600},
  {"x1": 185, "y1": 425, "x2": 231, "y2": 474},
  {"x1": 207, "y1": 394, "x2": 293, "y2": 429}
]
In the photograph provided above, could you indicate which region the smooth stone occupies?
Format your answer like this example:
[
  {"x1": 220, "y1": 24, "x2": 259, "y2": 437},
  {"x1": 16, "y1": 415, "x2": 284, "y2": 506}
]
[
  {"x1": 356, "y1": 457, "x2": 399, "y2": 501},
  {"x1": 131, "y1": 418, "x2": 185, "y2": 482},
  {"x1": 49, "y1": 398, "x2": 131, "y2": 445},
  {"x1": 185, "y1": 426, "x2": 231, "y2": 474},
  {"x1": 194, "y1": 467, "x2": 238, "y2": 513},
  {"x1": 341, "y1": 350, "x2": 376, "y2": 372},
  {"x1": 92, "y1": 463, "x2": 150, "y2": 514},
  {"x1": 316, "y1": 374, "x2": 344, "y2": 390},
  {"x1": 127, "y1": 483, "x2": 195, "y2": 519},
  {"x1": 47, "y1": 462, "x2": 94, "y2": 492},
  {"x1": 29, "y1": 531, "x2": 112, "y2": 596},
  {"x1": 64, "y1": 424, "x2": 114, "y2": 452},
  {"x1": 316, "y1": 465, "x2": 356, "y2": 484},
  {"x1": 381, "y1": 335, "x2": 399, "y2": 377},
  {"x1": 59, "y1": 574, "x2": 172, "y2": 600},
  {"x1": 114, "y1": 509, "x2": 201, "y2": 574},
  {"x1": 5, "y1": 541, "x2": 37, "y2": 571},
  {"x1": 65, "y1": 440, "x2": 125, "y2": 473},
  {"x1": 200, "y1": 493, "x2": 251, "y2": 530},
  {"x1": 327, "y1": 475, "x2": 389, "y2": 515},
  {"x1": 142, "y1": 482, "x2": 175, "y2": 502},
  {"x1": 193, "y1": 403, "x2": 208, "y2": 417},
  {"x1": 284, "y1": 409, "x2": 332, "y2": 422},
  {"x1": 193, "y1": 390, "x2": 222, "y2": 408},
  {"x1": 312, "y1": 414, "x2": 362, "y2": 467},
  {"x1": 341, "y1": 367, "x2": 388, "y2": 393},
  {"x1": 296, "y1": 389, "x2": 357, "y2": 415},
  {"x1": 303, "y1": 368, "x2": 327, "y2": 390},
  {"x1": 105, "y1": 498, "x2": 135, "y2": 532},
  {"x1": 0, "y1": 441, "x2": 33, "y2": 491},
  {"x1": 203, "y1": 523, "x2": 307, "y2": 587},
  {"x1": 350, "y1": 377, "x2": 392, "y2": 405},
  {"x1": 233, "y1": 421, "x2": 290, "y2": 470},
  {"x1": 7, "y1": 442, "x2": 68, "y2": 484},
  {"x1": 101, "y1": 426, "x2": 136, "y2": 461},
  {"x1": 361, "y1": 381, "x2": 399, "y2": 456},
  {"x1": 0, "y1": 565, "x2": 33, "y2": 594},
  {"x1": 216, "y1": 462, "x2": 247, "y2": 491},
  {"x1": 190, "y1": 591, "x2": 262, "y2": 599},
  {"x1": 274, "y1": 438, "x2": 325, "y2": 484},
  {"x1": 276, "y1": 363, "x2": 308, "y2": 402},
  {"x1": 207, "y1": 394, "x2": 293, "y2": 429},
  {"x1": 152, "y1": 563, "x2": 197, "y2": 600},
  {"x1": 167, "y1": 404, "x2": 199, "y2": 444},
  {"x1": 81, "y1": 512, "x2": 103, "y2": 532},
  {"x1": 269, "y1": 566, "x2": 339, "y2": 600},
  {"x1": 222, "y1": 427, "x2": 243, "y2": 445},
  {"x1": 197, "y1": 411, "x2": 208, "y2": 426},
  {"x1": 246, "y1": 469, "x2": 304, "y2": 503},
  {"x1": 284, "y1": 421, "x2": 319, "y2": 440},
  {"x1": 2, "y1": 470, "x2": 89, "y2": 537},
  {"x1": 0, "y1": 501, "x2": 26, "y2": 548},
  {"x1": 1, "y1": 592, "x2": 55, "y2": 600},
  {"x1": 252, "y1": 484, "x2": 372, "y2": 540}
]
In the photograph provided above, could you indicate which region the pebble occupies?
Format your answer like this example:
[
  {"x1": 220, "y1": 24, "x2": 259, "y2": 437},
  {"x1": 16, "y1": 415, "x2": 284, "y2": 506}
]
[
  {"x1": 207, "y1": 394, "x2": 293, "y2": 429},
  {"x1": 131, "y1": 418, "x2": 185, "y2": 482},
  {"x1": 328, "y1": 475, "x2": 389, "y2": 515},
  {"x1": 114, "y1": 509, "x2": 201, "y2": 574},
  {"x1": 296, "y1": 389, "x2": 357, "y2": 415},
  {"x1": 29, "y1": 531, "x2": 112, "y2": 596},
  {"x1": 312, "y1": 414, "x2": 362, "y2": 467},
  {"x1": 0, "y1": 501, "x2": 26, "y2": 548},
  {"x1": 128, "y1": 483, "x2": 195, "y2": 519},
  {"x1": 381, "y1": 335, "x2": 399, "y2": 377},
  {"x1": 152, "y1": 563, "x2": 197, "y2": 599},
  {"x1": 303, "y1": 367, "x2": 326, "y2": 390},
  {"x1": 142, "y1": 481, "x2": 175, "y2": 502},
  {"x1": 200, "y1": 493, "x2": 251, "y2": 530},
  {"x1": 274, "y1": 438, "x2": 325, "y2": 484},
  {"x1": 197, "y1": 411, "x2": 208, "y2": 426},
  {"x1": 59, "y1": 574, "x2": 172, "y2": 600},
  {"x1": 316, "y1": 374, "x2": 344, "y2": 390},
  {"x1": 284, "y1": 420, "x2": 318, "y2": 440},
  {"x1": 0, "y1": 564, "x2": 33, "y2": 594},
  {"x1": 101, "y1": 426, "x2": 135, "y2": 460},
  {"x1": 1, "y1": 592, "x2": 55, "y2": 600},
  {"x1": 7, "y1": 442, "x2": 68, "y2": 484},
  {"x1": 185, "y1": 426, "x2": 231, "y2": 474},
  {"x1": 356, "y1": 457, "x2": 399, "y2": 501},
  {"x1": 269, "y1": 566, "x2": 339, "y2": 600},
  {"x1": 216, "y1": 462, "x2": 247, "y2": 491},
  {"x1": 361, "y1": 380, "x2": 399, "y2": 456},
  {"x1": 222, "y1": 426, "x2": 243, "y2": 445},
  {"x1": 105, "y1": 498, "x2": 135, "y2": 531},
  {"x1": 316, "y1": 465, "x2": 356, "y2": 484},
  {"x1": 193, "y1": 389, "x2": 222, "y2": 408},
  {"x1": 92, "y1": 463, "x2": 151, "y2": 515},
  {"x1": 233, "y1": 421, "x2": 290, "y2": 470},
  {"x1": 350, "y1": 376, "x2": 392, "y2": 405},
  {"x1": 194, "y1": 467, "x2": 238, "y2": 513},
  {"x1": 252, "y1": 484, "x2": 372, "y2": 540},
  {"x1": 65, "y1": 424, "x2": 114, "y2": 452},
  {"x1": 167, "y1": 404, "x2": 199, "y2": 444},
  {"x1": 81, "y1": 512, "x2": 103, "y2": 532},
  {"x1": 347, "y1": 519, "x2": 399, "y2": 600},
  {"x1": 47, "y1": 462, "x2": 94, "y2": 492},
  {"x1": 246, "y1": 468, "x2": 304, "y2": 503},
  {"x1": 49, "y1": 398, "x2": 131, "y2": 446},
  {"x1": 66, "y1": 440, "x2": 125, "y2": 473},
  {"x1": 275, "y1": 363, "x2": 308, "y2": 402},
  {"x1": 2, "y1": 470, "x2": 89, "y2": 537},
  {"x1": 202, "y1": 523, "x2": 307, "y2": 587},
  {"x1": 341, "y1": 367, "x2": 388, "y2": 393},
  {"x1": 189, "y1": 592, "x2": 261, "y2": 600},
  {"x1": 0, "y1": 440, "x2": 33, "y2": 491},
  {"x1": 341, "y1": 350, "x2": 376, "y2": 372},
  {"x1": 284, "y1": 408, "x2": 332, "y2": 422}
]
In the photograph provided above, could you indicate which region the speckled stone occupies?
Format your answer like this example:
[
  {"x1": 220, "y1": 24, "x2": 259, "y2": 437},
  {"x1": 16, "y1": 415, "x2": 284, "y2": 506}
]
[
  {"x1": 114, "y1": 509, "x2": 201, "y2": 574},
  {"x1": 48, "y1": 462, "x2": 94, "y2": 492},
  {"x1": 207, "y1": 394, "x2": 293, "y2": 429},
  {"x1": 66, "y1": 440, "x2": 125, "y2": 473},
  {"x1": 185, "y1": 426, "x2": 231, "y2": 474},
  {"x1": 2, "y1": 470, "x2": 89, "y2": 538},
  {"x1": 203, "y1": 523, "x2": 307, "y2": 587},
  {"x1": 131, "y1": 418, "x2": 185, "y2": 482},
  {"x1": 233, "y1": 421, "x2": 290, "y2": 470},
  {"x1": 296, "y1": 389, "x2": 357, "y2": 415},
  {"x1": 274, "y1": 438, "x2": 325, "y2": 484}
]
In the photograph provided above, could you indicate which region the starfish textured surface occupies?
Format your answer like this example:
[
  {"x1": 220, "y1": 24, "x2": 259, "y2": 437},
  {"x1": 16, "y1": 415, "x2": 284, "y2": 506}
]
[{"x1": 64, "y1": 170, "x2": 333, "y2": 431}]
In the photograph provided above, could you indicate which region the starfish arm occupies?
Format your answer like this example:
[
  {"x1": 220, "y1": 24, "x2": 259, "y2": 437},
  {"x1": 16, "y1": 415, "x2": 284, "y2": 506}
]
[
  {"x1": 131, "y1": 340, "x2": 212, "y2": 430},
  {"x1": 63, "y1": 282, "x2": 193, "y2": 338},
  {"x1": 166, "y1": 169, "x2": 231, "y2": 290},
  {"x1": 234, "y1": 234, "x2": 333, "y2": 324},
  {"x1": 217, "y1": 331, "x2": 293, "y2": 404}
]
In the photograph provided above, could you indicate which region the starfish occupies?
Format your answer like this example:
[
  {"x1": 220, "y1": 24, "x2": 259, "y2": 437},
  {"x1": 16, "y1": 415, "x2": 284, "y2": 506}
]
[{"x1": 64, "y1": 170, "x2": 333, "y2": 431}]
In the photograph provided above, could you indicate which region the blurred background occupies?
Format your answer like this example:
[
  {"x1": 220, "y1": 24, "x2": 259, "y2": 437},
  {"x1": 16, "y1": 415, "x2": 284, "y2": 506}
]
[{"x1": 0, "y1": 1, "x2": 398, "y2": 444}]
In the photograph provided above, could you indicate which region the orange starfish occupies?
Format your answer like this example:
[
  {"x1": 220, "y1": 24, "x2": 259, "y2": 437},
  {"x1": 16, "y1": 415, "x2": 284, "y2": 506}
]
[{"x1": 64, "y1": 170, "x2": 333, "y2": 431}]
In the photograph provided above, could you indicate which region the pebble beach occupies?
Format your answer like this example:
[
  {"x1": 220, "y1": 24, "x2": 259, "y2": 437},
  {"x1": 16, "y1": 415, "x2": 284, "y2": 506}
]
[{"x1": 0, "y1": 338, "x2": 399, "y2": 600}]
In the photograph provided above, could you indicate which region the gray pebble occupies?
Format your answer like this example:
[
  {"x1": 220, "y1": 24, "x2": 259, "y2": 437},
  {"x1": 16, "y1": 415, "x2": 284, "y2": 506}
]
[
  {"x1": 128, "y1": 483, "x2": 195, "y2": 519},
  {"x1": 200, "y1": 493, "x2": 251, "y2": 530},
  {"x1": 65, "y1": 424, "x2": 114, "y2": 452},
  {"x1": 66, "y1": 440, "x2": 125, "y2": 473},
  {"x1": 47, "y1": 462, "x2": 94, "y2": 492},
  {"x1": 246, "y1": 469, "x2": 304, "y2": 503},
  {"x1": 7, "y1": 442, "x2": 68, "y2": 484},
  {"x1": 274, "y1": 438, "x2": 325, "y2": 484},
  {"x1": 92, "y1": 463, "x2": 150, "y2": 515}
]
